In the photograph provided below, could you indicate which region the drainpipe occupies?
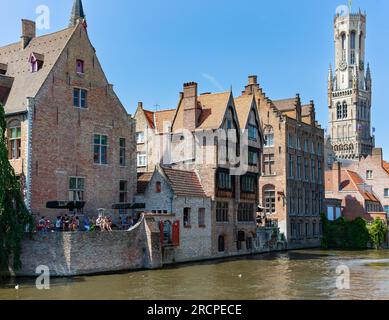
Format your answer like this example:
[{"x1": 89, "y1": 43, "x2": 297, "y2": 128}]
[{"x1": 25, "y1": 97, "x2": 34, "y2": 212}]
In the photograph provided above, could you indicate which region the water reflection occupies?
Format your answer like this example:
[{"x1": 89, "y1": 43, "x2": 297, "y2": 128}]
[{"x1": 1, "y1": 250, "x2": 389, "y2": 300}]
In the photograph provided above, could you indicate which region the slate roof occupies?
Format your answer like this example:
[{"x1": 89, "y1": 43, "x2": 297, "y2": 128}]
[
  {"x1": 0, "y1": 25, "x2": 77, "y2": 114},
  {"x1": 160, "y1": 167, "x2": 207, "y2": 198}
]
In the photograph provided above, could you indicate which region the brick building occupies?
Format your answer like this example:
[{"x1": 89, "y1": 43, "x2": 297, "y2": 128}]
[
  {"x1": 1, "y1": 0, "x2": 136, "y2": 218},
  {"x1": 345, "y1": 148, "x2": 389, "y2": 218},
  {"x1": 325, "y1": 162, "x2": 386, "y2": 222},
  {"x1": 239, "y1": 75, "x2": 325, "y2": 248},
  {"x1": 135, "y1": 81, "x2": 263, "y2": 256},
  {"x1": 136, "y1": 165, "x2": 212, "y2": 263}
]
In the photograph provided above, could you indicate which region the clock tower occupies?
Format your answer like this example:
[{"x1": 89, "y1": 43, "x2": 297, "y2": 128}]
[{"x1": 328, "y1": 9, "x2": 374, "y2": 161}]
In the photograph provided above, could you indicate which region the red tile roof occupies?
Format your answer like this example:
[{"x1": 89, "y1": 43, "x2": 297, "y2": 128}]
[
  {"x1": 346, "y1": 170, "x2": 380, "y2": 203},
  {"x1": 143, "y1": 110, "x2": 155, "y2": 129},
  {"x1": 383, "y1": 161, "x2": 389, "y2": 175},
  {"x1": 161, "y1": 167, "x2": 207, "y2": 198}
]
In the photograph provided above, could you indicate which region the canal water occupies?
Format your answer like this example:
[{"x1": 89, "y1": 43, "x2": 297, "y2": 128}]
[{"x1": 1, "y1": 250, "x2": 389, "y2": 300}]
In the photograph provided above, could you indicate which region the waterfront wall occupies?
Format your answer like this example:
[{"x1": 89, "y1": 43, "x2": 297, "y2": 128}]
[{"x1": 14, "y1": 216, "x2": 162, "y2": 277}]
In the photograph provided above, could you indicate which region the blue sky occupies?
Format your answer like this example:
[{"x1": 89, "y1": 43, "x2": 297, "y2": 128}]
[{"x1": 1, "y1": 0, "x2": 388, "y2": 156}]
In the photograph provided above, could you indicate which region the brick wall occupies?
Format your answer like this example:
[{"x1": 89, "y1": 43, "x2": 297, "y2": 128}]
[{"x1": 15, "y1": 216, "x2": 162, "y2": 277}]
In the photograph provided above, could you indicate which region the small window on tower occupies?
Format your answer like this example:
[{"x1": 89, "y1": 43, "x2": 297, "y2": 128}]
[{"x1": 76, "y1": 60, "x2": 84, "y2": 74}]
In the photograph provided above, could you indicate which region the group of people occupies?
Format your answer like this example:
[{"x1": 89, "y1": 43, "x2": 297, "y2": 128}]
[{"x1": 36, "y1": 213, "x2": 135, "y2": 232}]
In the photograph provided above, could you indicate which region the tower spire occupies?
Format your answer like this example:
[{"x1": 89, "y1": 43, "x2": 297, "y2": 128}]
[{"x1": 69, "y1": 0, "x2": 86, "y2": 27}]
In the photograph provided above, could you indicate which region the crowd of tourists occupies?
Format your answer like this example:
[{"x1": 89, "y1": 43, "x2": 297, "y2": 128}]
[{"x1": 35, "y1": 213, "x2": 135, "y2": 233}]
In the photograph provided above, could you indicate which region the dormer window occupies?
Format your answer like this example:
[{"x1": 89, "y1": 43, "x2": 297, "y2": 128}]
[
  {"x1": 29, "y1": 53, "x2": 44, "y2": 73},
  {"x1": 76, "y1": 59, "x2": 84, "y2": 74}
]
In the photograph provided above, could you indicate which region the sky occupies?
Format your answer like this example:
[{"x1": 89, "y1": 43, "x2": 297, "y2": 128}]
[{"x1": 1, "y1": 0, "x2": 388, "y2": 156}]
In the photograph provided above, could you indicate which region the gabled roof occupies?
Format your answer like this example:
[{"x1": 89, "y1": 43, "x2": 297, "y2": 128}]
[
  {"x1": 154, "y1": 109, "x2": 175, "y2": 133},
  {"x1": 234, "y1": 95, "x2": 254, "y2": 129},
  {"x1": 196, "y1": 92, "x2": 232, "y2": 130},
  {"x1": 143, "y1": 109, "x2": 155, "y2": 129},
  {"x1": 346, "y1": 170, "x2": 380, "y2": 202},
  {"x1": 0, "y1": 26, "x2": 77, "y2": 114},
  {"x1": 160, "y1": 167, "x2": 207, "y2": 198},
  {"x1": 171, "y1": 91, "x2": 232, "y2": 132}
]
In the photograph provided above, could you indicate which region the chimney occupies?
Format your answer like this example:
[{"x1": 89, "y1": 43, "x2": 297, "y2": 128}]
[
  {"x1": 183, "y1": 82, "x2": 199, "y2": 132},
  {"x1": 333, "y1": 162, "x2": 342, "y2": 191},
  {"x1": 21, "y1": 19, "x2": 36, "y2": 49},
  {"x1": 248, "y1": 75, "x2": 258, "y2": 85},
  {"x1": 137, "y1": 102, "x2": 143, "y2": 109}
]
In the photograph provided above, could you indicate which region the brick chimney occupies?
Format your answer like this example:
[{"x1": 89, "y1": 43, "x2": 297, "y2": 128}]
[
  {"x1": 333, "y1": 162, "x2": 342, "y2": 191},
  {"x1": 183, "y1": 82, "x2": 200, "y2": 132},
  {"x1": 21, "y1": 19, "x2": 36, "y2": 49},
  {"x1": 248, "y1": 75, "x2": 258, "y2": 85}
]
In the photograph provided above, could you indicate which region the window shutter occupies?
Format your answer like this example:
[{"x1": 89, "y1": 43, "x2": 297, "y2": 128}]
[
  {"x1": 172, "y1": 220, "x2": 180, "y2": 247},
  {"x1": 159, "y1": 221, "x2": 164, "y2": 244}
]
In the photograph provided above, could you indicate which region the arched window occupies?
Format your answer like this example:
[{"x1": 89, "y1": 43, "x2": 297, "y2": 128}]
[
  {"x1": 337, "y1": 103, "x2": 342, "y2": 120},
  {"x1": 218, "y1": 235, "x2": 225, "y2": 252},
  {"x1": 341, "y1": 33, "x2": 346, "y2": 50},
  {"x1": 359, "y1": 33, "x2": 363, "y2": 51},
  {"x1": 342, "y1": 102, "x2": 348, "y2": 119},
  {"x1": 350, "y1": 31, "x2": 356, "y2": 49}
]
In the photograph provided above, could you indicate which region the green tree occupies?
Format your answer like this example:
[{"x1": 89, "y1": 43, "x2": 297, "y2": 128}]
[
  {"x1": 0, "y1": 103, "x2": 33, "y2": 275},
  {"x1": 368, "y1": 219, "x2": 388, "y2": 249}
]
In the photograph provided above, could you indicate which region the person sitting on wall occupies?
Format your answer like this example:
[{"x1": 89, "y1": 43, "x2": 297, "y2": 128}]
[
  {"x1": 38, "y1": 216, "x2": 45, "y2": 232},
  {"x1": 63, "y1": 215, "x2": 70, "y2": 232},
  {"x1": 83, "y1": 215, "x2": 90, "y2": 231},
  {"x1": 55, "y1": 216, "x2": 62, "y2": 232}
]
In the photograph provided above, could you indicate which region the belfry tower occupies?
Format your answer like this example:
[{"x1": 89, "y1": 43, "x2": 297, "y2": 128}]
[{"x1": 328, "y1": 9, "x2": 374, "y2": 161}]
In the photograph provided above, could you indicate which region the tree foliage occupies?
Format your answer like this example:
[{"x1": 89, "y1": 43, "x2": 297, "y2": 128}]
[
  {"x1": 321, "y1": 214, "x2": 370, "y2": 250},
  {"x1": 368, "y1": 218, "x2": 388, "y2": 249},
  {"x1": 0, "y1": 103, "x2": 33, "y2": 275}
]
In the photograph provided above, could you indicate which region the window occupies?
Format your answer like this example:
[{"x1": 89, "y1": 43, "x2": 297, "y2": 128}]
[
  {"x1": 297, "y1": 137, "x2": 301, "y2": 150},
  {"x1": 198, "y1": 208, "x2": 206, "y2": 227},
  {"x1": 288, "y1": 154, "x2": 294, "y2": 178},
  {"x1": 248, "y1": 149, "x2": 258, "y2": 166},
  {"x1": 238, "y1": 203, "x2": 254, "y2": 222},
  {"x1": 264, "y1": 133, "x2": 274, "y2": 147},
  {"x1": 312, "y1": 222, "x2": 317, "y2": 237},
  {"x1": 119, "y1": 180, "x2": 128, "y2": 203},
  {"x1": 384, "y1": 189, "x2": 389, "y2": 198},
  {"x1": 318, "y1": 142, "x2": 322, "y2": 156},
  {"x1": 297, "y1": 156, "x2": 302, "y2": 180},
  {"x1": 29, "y1": 54, "x2": 43, "y2": 73},
  {"x1": 337, "y1": 103, "x2": 342, "y2": 120},
  {"x1": 318, "y1": 160, "x2": 323, "y2": 183},
  {"x1": 311, "y1": 159, "x2": 316, "y2": 182},
  {"x1": 216, "y1": 202, "x2": 229, "y2": 222},
  {"x1": 136, "y1": 132, "x2": 145, "y2": 144},
  {"x1": 76, "y1": 59, "x2": 84, "y2": 74},
  {"x1": 241, "y1": 175, "x2": 256, "y2": 193},
  {"x1": 248, "y1": 124, "x2": 257, "y2": 141},
  {"x1": 217, "y1": 171, "x2": 232, "y2": 190},
  {"x1": 350, "y1": 31, "x2": 356, "y2": 49},
  {"x1": 288, "y1": 133, "x2": 295, "y2": 148},
  {"x1": 311, "y1": 141, "x2": 315, "y2": 154},
  {"x1": 8, "y1": 127, "x2": 21, "y2": 160},
  {"x1": 264, "y1": 154, "x2": 275, "y2": 176},
  {"x1": 384, "y1": 206, "x2": 389, "y2": 219},
  {"x1": 304, "y1": 140, "x2": 309, "y2": 153},
  {"x1": 341, "y1": 33, "x2": 346, "y2": 50},
  {"x1": 94, "y1": 135, "x2": 108, "y2": 164},
  {"x1": 137, "y1": 152, "x2": 147, "y2": 167},
  {"x1": 305, "y1": 223, "x2": 310, "y2": 237},
  {"x1": 69, "y1": 177, "x2": 85, "y2": 201},
  {"x1": 304, "y1": 158, "x2": 309, "y2": 181},
  {"x1": 119, "y1": 138, "x2": 126, "y2": 166},
  {"x1": 342, "y1": 102, "x2": 348, "y2": 119},
  {"x1": 183, "y1": 208, "x2": 191, "y2": 228},
  {"x1": 218, "y1": 235, "x2": 225, "y2": 252},
  {"x1": 366, "y1": 170, "x2": 373, "y2": 180},
  {"x1": 264, "y1": 189, "x2": 276, "y2": 214},
  {"x1": 73, "y1": 88, "x2": 87, "y2": 108},
  {"x1": 156, "y1": 181, "x2": 161, "y2": 193}
]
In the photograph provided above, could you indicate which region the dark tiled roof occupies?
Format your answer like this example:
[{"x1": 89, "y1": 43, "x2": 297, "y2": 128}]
[
  {"x1": 161, "y1": 167, "x2": 207, "y2": 197},
  {"x1": 272, "y1": 97, "x2": 297, "y2": 112},
  {"x1": 137, "y1": 172, "x2": 153, "y2": 194}
]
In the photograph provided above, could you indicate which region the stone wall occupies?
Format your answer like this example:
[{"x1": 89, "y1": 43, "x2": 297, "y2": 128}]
[{"x1": 15, "y1": 216, "x2": 162, "y2": 277}]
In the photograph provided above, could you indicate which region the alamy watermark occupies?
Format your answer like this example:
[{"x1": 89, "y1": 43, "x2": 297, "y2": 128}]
[
  {"x1": 35, "y1": 265, "x2": 50, "y2": 290},
  {"x1": 336, "y1": 265, "x2": 350, "y2": 290},
  {"x1": 35, "y1": 5, "x2": 50, "y2": 30}
]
